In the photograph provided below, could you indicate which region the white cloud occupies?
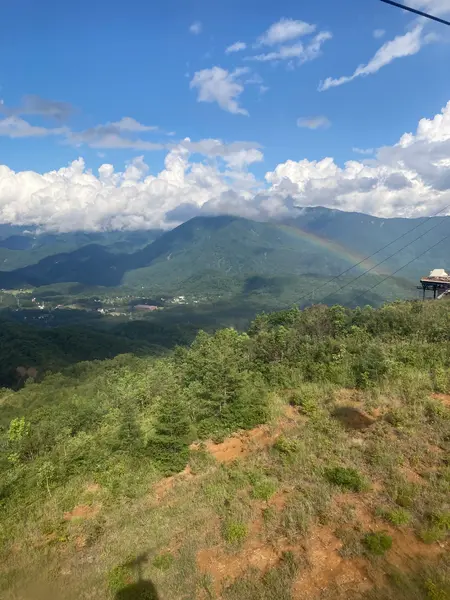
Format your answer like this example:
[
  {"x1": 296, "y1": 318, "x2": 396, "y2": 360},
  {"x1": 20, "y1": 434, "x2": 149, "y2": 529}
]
[
  {"x1": 373, "y1": 29, "x2": 386, "y2": 38},
  {"x1": 1, "y1": 102, "x2": 450, "y2": 230},
  {"x1": 190, "y1": 67, "x2": 250, "y2": 115},
  {"x1": 406, "y1": 0, "x2": 450, "y2": 15},
  {"x1": 257, "y1": 18, "x2": 316, "y2": 46},
  {"x1": 189, "y1": 21, "x2": 202, "y2": 35},
  {"x1": 248, "y1": 31, "x2": 332, "y2": 65},
  {"x1": 353, "y1": 147, "x2": 375, "y2": 155},
  {"x1": 297, "y1": 116, "x2": 331, "y2": 130},
  {"x1": 0, "y1": 116, "x2": 67, "y2": 138},
  {"x1": 319, "y1": 26, "x2": 428, "y2": 91},
  {"x1": 113, "y1": 117, "x2": 158, "y2": 132},
  {"x1": 225, "y1": 41, "x2": 247, "y2": 54}
]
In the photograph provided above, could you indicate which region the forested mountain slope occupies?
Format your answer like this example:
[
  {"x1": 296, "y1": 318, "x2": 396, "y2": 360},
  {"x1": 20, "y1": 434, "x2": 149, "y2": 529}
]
[
  {"x1": 0, "y1": 300, "x2": 449, "y2": 599},
  {"x1": 0, "y1": 209, "x2": 448, "y2": 292}
]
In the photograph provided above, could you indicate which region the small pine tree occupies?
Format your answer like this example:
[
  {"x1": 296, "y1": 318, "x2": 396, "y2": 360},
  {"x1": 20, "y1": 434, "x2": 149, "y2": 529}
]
[{"x1": 147, "y1": 395, "x2": 190, "y2": 475}]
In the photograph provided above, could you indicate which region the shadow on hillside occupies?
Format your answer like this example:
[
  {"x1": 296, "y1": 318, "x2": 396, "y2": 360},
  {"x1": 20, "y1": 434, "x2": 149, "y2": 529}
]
[
  {"x1": 115, "y1": 580, "x2": 159, "y2": 600},
  {"x1": 114, "y1": 553, "x2": 160, "y2": 600}
]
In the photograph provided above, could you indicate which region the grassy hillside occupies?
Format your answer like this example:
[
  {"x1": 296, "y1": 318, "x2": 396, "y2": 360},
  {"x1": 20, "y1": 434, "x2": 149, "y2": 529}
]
[{"x1": 0, "y1": 300, "x2": 449, "y2": 599}]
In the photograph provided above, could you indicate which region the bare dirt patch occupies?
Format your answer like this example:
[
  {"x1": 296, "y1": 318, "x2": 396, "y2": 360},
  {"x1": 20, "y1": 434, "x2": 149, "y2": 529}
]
[
  {"x1": 63, "y1": 504, "x2": 100, "y2": 521},
  {"x1": 85, "y1": 483, "x2": 101, "y2": 494},
  {"x1": 332, "y1": 406, "x2": 376, "y2": 431},
  {"x1": 432, "y1": 393, "x2": 450, "y2": 408},
  {"x1": 151, "y1": 465, "x2": 194, "y2": 503},
  {"x1": 198, "y1": 405, "x2": 301, "y2": 465},
  {"x1": 292, "y1": 527, "x2": 370, "y2": 599}
]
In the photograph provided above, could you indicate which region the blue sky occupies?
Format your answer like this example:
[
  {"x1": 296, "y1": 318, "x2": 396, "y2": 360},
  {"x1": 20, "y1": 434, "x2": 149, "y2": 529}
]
[{"x1": 0, "y1": 0, "x2": 449, "y2": 230}]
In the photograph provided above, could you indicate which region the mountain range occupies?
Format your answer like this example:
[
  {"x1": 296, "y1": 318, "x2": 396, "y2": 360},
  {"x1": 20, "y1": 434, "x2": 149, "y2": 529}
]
[{"x1": 0, "y1": 208, "x2": 448, "y2": 299}]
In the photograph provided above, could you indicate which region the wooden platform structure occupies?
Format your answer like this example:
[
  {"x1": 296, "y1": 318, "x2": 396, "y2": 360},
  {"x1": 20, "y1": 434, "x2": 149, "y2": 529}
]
[{"x1": 419, "y1": 276, "x2": 450, "y2": 299}]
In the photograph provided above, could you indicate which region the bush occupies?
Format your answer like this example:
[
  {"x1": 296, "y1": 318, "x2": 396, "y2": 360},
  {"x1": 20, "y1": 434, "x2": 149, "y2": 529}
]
[
  {"x1": 420, "y1": 512, "x2": 450, "y2": 544},
  {"x1": 223, "y1": 520, "x2": 247, "y2": 545},
  {"x1": 251, "y1": 478, "x2": 277, "y2": 501},
  {"x1": 363, "y1": 532, "x2": 393, "y2": 555},
  {"x1": 324, "y1": 467, "x2": 366, "y2": 492},
  {"x1": 384, "y1": 508, "x2": 411, "y2": 526},
  {"x1": 273, "y1": 435, "x2": 300, "y2": 456}
]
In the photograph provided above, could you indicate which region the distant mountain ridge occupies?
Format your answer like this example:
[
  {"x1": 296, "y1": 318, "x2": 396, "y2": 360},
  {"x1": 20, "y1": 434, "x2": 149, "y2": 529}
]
[{"x1": 0, "y1": 208, "x2": 448, "y2": 293}]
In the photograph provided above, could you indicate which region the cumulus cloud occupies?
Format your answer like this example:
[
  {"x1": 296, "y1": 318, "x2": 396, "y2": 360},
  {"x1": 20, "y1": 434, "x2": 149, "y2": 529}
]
[
  {"x1": 190, "y1": 67, "x2": 250, "y2": 115},
  {"x1": 319, "y1": 25, "x2": 429, "y2": 90},
  {"x1": 1, "y1": 101, "x2": 450, "y2": 231},
  {"x1": 373, "y1": 29, "x2": 386, "y2": 39},
  {"x1": 0, "y1": 94, "x2": 74, "y2": 121},
  {"x1": 297, "y1": 116, "x2": 331, "y2": 130},
  {"x1": 225, "y1": 41, "x2": 247, "y2": 53},
  {"x1": 189, "y1": 21, "x2": 202, "y2": 34},
  {"x1": 247, "y1": 31, "x2": 332, "y2": 65},
  {"x1": 257, "y1": 18, "x2": 316, "y2": 46}
]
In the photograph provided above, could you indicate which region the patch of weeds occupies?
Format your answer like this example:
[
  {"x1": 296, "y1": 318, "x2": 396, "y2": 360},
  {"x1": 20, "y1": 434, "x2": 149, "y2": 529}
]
[
  {"x1": 383, "y1": 508, "x2": 412, "y2": 527},
  {"x1": 273, "y1": 435, "x2": 300, "y2": 456},
  {"x1": 363, "y1": 531, "x2": 393, "y2": 556},
  {"x1": 249, "y1": 475, "x2": 278, "y2": 501},
  {"x1": 222, "y1": 520, "x2": 247, "y2": 546},
  {"x1": 152, "y1": 552, "x2": 174, "y2": 571},
  {"x1": 393, "y1": 482, "x2": 417, "y2": 509},
  {"x1": 420, "y1": 512, "x2": 450, "y2": 544},
  {"x1": 325, "y1": 467, "x2": 367, "y2": 492},
  {"x1": 425, "y1": 578, "x2": 450, "y2": 600},
  {"x1": 223, "y1": 551, "x2": 299, "y2": 600},
  {"x1": 336, "y1": 527, "x2": 364, "y2": 558},
  {"x1": 385, "y1": 409, "x2": 409, "y2": 428},
  {"x1": 280, "y1": 495, "x2": 314, "y2": 538},
  {"x1": 425, "y1": 401, "x2": 450, "y2": 424},
  {"x1": 189, "y1": 446, "x2": 216, "y2": 475},
  {"x1": 107, "y1": 563, "x2": 133, "y2": 593},
  {"x1": 263, "y1": 505, "x2": 276, "y2": 524}
]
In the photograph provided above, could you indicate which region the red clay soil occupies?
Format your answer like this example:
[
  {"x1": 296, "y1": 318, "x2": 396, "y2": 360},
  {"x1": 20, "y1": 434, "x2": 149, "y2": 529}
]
[
  {"x1": 63, "y1": 504, "x2": 100, "y2": 521},
  {"x1": 197, "y1": 405, "x2": 301, "y2": 465},
  {"x1": 432, "y1": 393, "x2": 450, "y2": 408}
]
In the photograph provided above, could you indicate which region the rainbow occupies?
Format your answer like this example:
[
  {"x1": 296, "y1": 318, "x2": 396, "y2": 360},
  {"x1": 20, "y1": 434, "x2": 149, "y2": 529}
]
[{"x1": 278, "y1": 223, "x2": 384, "y2": 275}]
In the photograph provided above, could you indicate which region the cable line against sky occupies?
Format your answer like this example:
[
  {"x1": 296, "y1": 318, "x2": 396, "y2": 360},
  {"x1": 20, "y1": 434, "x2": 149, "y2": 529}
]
[
  {"x1": 294, "y1": 204, "x2": 449, "y2": 305},
  {"x1": 351, "y1": 233, "x2": 450, "y2": 304},
  {"x1": 306, "y1": 214, "x2": 448, "y2": 305},
  {"x1": 379, "y1": 0, "x2": 450, "y2": 26}
]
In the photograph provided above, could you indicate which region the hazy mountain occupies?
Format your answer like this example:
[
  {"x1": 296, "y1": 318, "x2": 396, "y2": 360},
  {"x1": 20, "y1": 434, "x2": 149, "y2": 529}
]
[
  {"x1": 0, "y1": 215, "x2": 366, "y2": 290},
  {"x1": 0, "y1": 208, "x2": 447, "y2": 294},
  {"x1": 0, "y1": 228, "x2": 162, "y2": 272}
]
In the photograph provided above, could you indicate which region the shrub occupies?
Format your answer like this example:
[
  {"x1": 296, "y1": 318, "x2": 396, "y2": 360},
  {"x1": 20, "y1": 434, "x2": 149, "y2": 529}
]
[
  {"x1": 425, "y1": 578, "x2": 450, "y2": 600},
  {"x1": 324, "y1": 467, "x2": 366, "y2": 492},
  {"x1": 384, "y1": 508, "x2": 411, "y2": 526},
  {"x1": 363, "y1": 532, "x2": 393, "y2": 555},
  {"x1": 152, "y1": 552, "x2": 174, "y2": 571},
  {"x1": 273, "y1": 435, "x2": 300, "y2": 456},
  {"x1": 420, "y1": 512, "x2": 450, "y2": 544},
  {"x1": 251, "y1": 478, "x2": 277, "y2": 501},
  {"x1": 223, "y1": 520, "x2": 247, "y2": 545}
]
